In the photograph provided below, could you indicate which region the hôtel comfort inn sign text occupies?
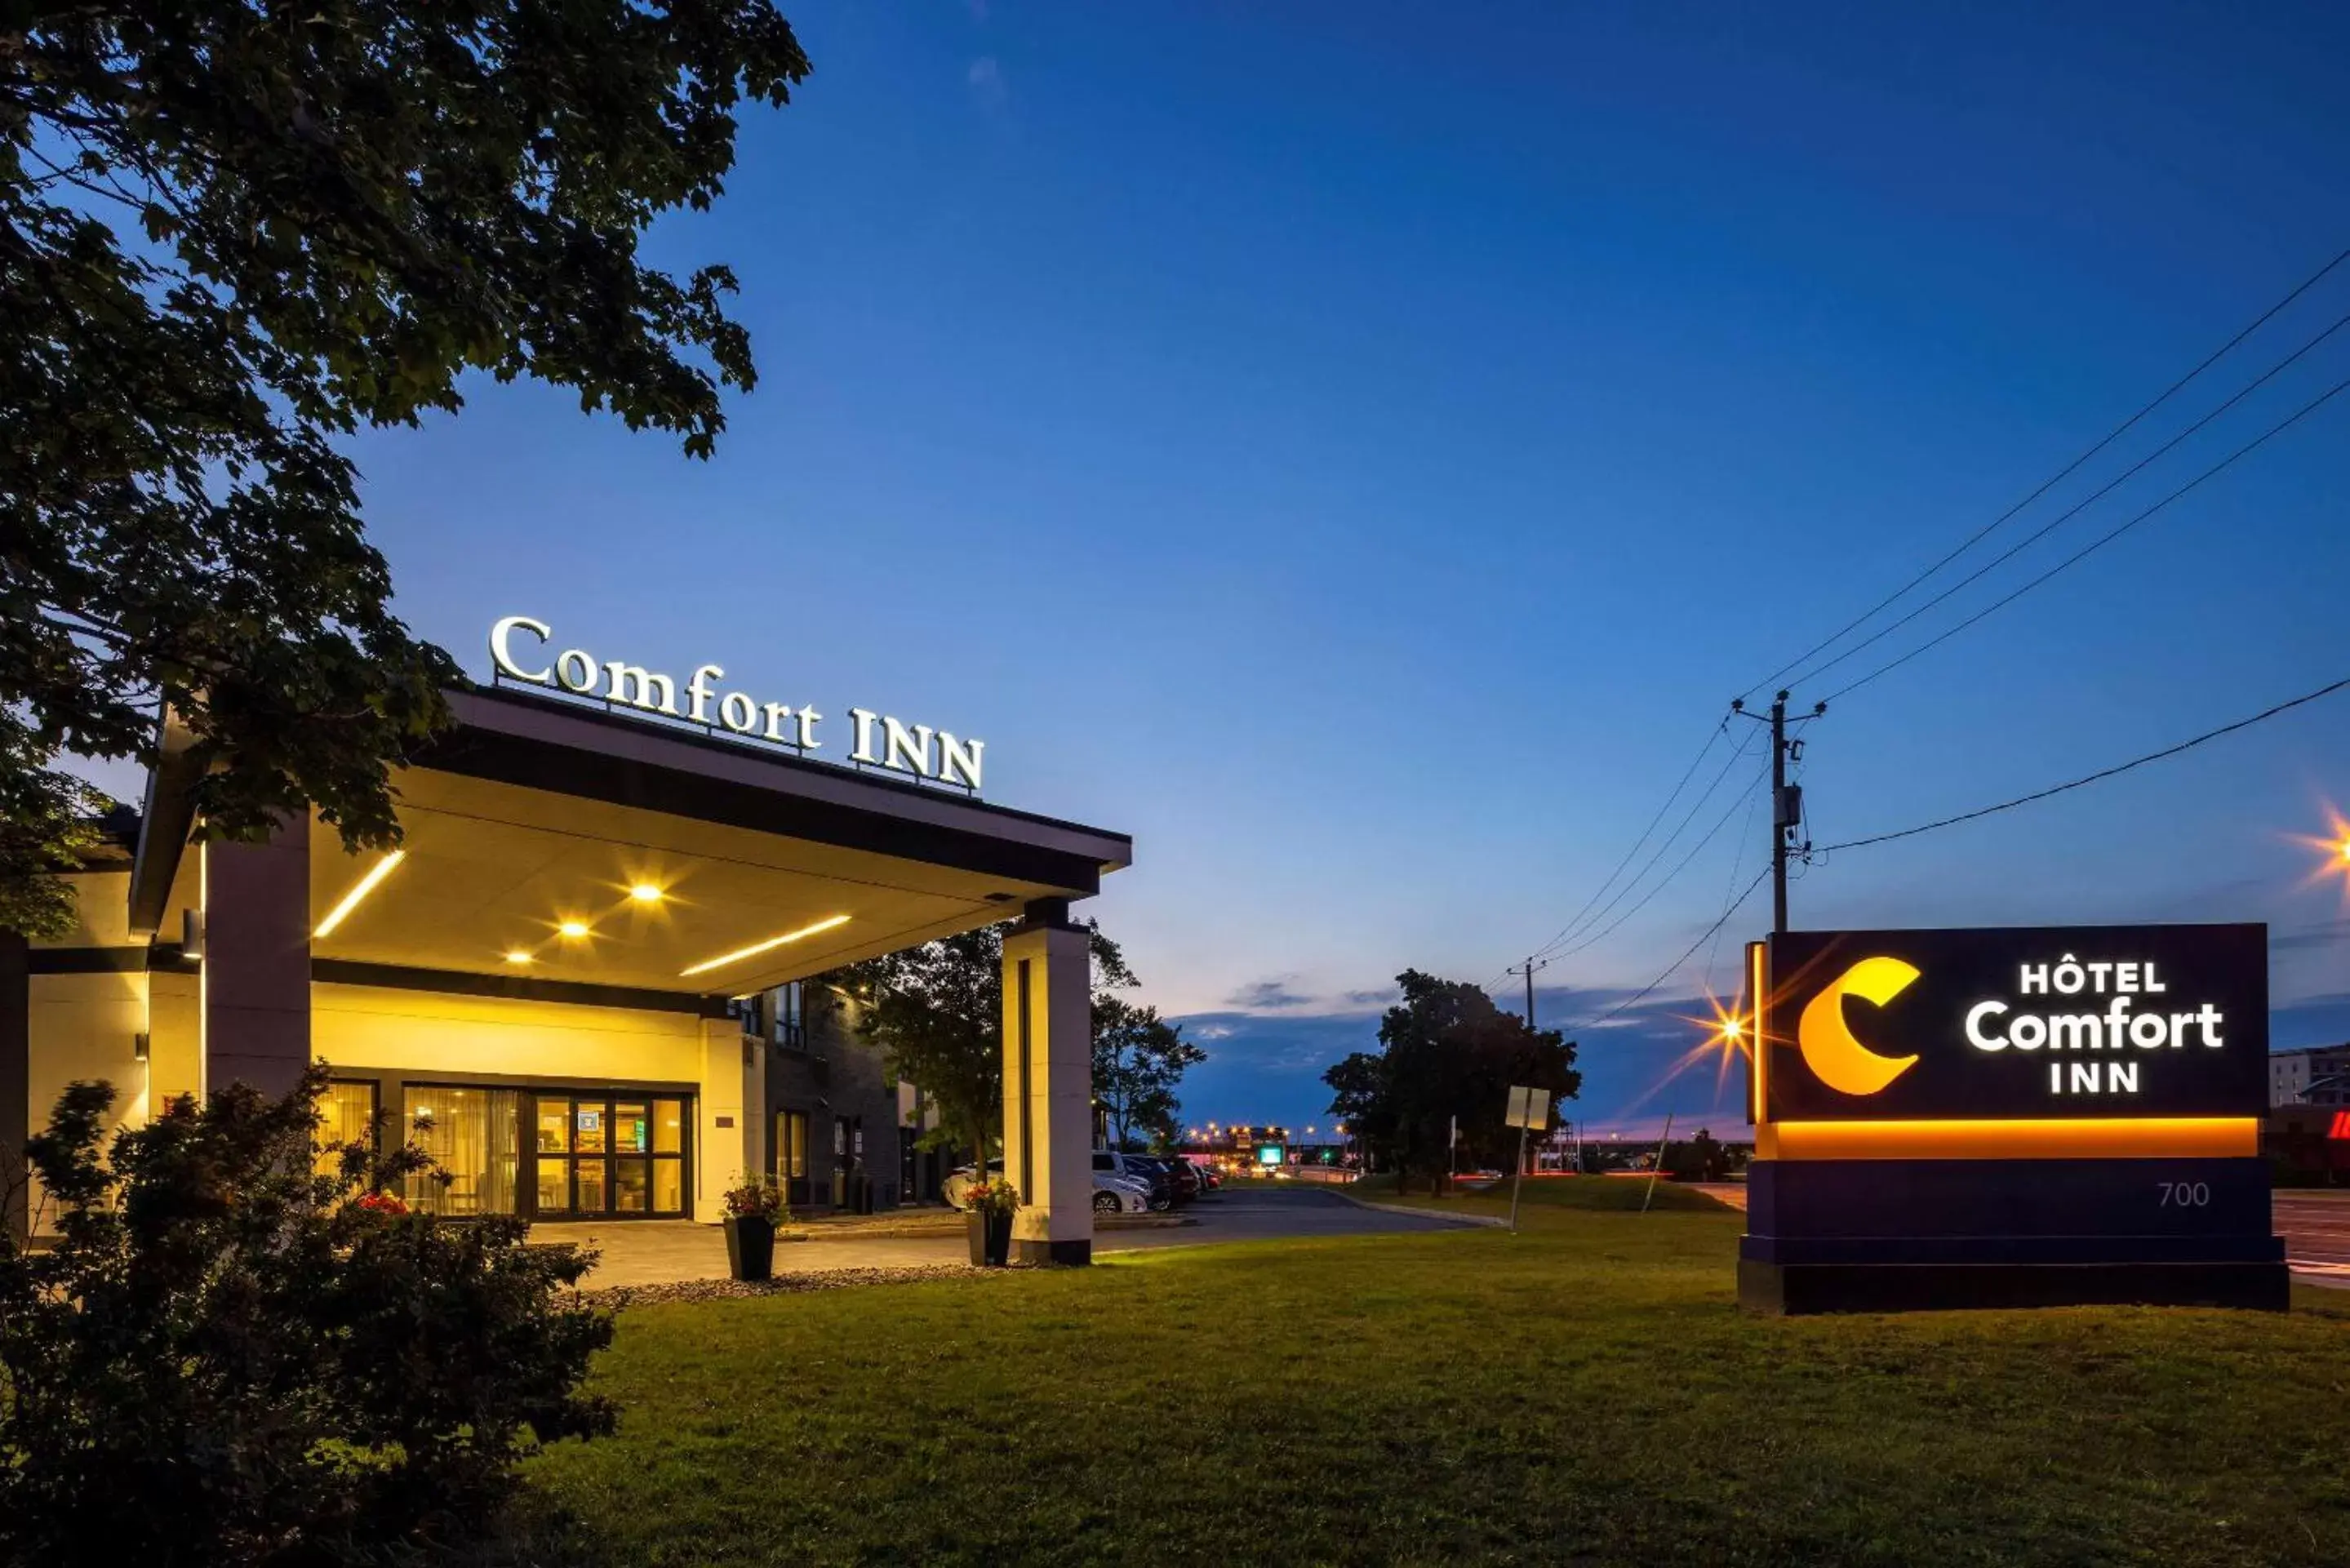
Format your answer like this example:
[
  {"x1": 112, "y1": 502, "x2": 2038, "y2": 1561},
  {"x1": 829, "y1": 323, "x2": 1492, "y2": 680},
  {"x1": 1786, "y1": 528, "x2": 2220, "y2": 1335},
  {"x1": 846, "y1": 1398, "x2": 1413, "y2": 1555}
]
[{"x1": 487, "y1": 614, "x2": 985, "y2": 792}]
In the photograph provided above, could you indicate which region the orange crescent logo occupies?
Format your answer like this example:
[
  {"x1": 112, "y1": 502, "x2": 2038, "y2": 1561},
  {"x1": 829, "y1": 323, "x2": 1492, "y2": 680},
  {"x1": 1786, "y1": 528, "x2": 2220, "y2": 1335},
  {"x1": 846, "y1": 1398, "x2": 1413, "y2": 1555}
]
[{"x1": 1797, "y1": 956, "x2": 1921, "y2": 1095}]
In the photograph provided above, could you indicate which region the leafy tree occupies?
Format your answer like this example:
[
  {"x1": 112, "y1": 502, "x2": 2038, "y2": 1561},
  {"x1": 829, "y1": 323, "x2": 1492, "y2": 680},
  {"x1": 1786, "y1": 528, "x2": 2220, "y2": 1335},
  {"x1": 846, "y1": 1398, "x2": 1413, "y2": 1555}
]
[
  {"x1": 1092, "y1": 993, "x2": 1204, "y2": 1151},
  {"x1": 1663, "y1": 1127, "x2": 1732, "y2": 1182},
  {"x1": 1323, "y1": 969, "x2": 1580, "y2": 1195},
  {"x1": 1, "y1": 1, "x2": 811, "y2": 937},
  {"x1": 0, "y1": 1064, "x2": 613, "y2": 1564},
  {"x1": 834, "y1": 920, "x2": 1137, "y2": 1179},
  {"x1": 1322, "y1": 1049, "x2": 1395, "y2": 1171}
]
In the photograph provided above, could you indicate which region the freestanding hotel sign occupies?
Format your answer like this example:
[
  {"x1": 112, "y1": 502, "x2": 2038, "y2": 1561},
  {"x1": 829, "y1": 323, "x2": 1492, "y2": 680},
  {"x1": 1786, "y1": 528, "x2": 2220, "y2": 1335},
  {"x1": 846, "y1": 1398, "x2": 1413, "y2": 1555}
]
[
  {"x1": 1742, "y1": 923, "x2": 2286, "y2": 1313},
  {"x1": 486, "y1": 614, "x2": 985, "y2": 792}
]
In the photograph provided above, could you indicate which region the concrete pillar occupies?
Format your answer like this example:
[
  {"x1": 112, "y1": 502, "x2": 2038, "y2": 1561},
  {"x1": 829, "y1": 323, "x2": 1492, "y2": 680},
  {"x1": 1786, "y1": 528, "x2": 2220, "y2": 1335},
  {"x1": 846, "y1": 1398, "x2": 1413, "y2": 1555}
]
[
  {"x1": 695, "y1": 1015, "x2": 751, "y2": 1222},
  {"x1": 2, "y1": 933, "x2": 26, "y2": 1242},
  {"x1": 1001, "y1": 899, "x2": 1092, "y2": 1265},
  {"x1": 201, "y1": 823, "x2": 310, "y2": 1100}
]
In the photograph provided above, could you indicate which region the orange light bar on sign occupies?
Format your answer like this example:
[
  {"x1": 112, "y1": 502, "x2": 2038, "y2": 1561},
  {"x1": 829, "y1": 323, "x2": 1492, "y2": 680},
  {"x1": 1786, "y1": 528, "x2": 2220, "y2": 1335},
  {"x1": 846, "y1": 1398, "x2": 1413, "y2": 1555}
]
[
  {"x1": 1755, "y1": 1116, "x2": 2258, "y2": 1162},
  {"x1": 1749, "y1": 939, "x2": 1768, "y2": 1128}
]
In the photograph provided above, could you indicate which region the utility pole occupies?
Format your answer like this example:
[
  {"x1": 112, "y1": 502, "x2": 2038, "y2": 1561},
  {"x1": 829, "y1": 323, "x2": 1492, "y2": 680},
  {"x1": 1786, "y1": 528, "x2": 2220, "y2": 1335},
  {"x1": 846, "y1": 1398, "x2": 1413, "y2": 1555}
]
[
  {"x1": 1769, "y1": 693, "x2": 1788, "y2": 935},
  {"x1": 1733, "y1": 689, "x2": 1824, "y2": 935},
  {"x1": 1508, "y1": 955, "x2": 1550, "y2": 1032}
]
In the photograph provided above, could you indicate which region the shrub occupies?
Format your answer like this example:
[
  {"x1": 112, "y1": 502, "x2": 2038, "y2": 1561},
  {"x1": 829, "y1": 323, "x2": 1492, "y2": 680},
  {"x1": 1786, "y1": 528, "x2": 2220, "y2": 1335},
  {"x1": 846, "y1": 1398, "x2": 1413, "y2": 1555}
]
[
  {"x1": 0, "y1": 1064, "x2": 615, "y2": 1566},
  {"x1": 722, "y1": 1173, "x2": 787, "y2": 1222},
  {"x1": 962, "y1": 1177, "x2": 1021, "y2": 1219}
]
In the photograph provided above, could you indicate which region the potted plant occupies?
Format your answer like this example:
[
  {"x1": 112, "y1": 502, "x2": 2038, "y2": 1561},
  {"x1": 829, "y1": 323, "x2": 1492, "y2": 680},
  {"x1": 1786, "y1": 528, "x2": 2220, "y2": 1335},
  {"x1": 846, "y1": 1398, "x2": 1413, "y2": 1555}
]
[
  {"x1": 963, "y1": 1176, "x2": 1019, "y2": 1267},
  {"x1": 721, "y1": 1175, "x2": 788, "y2": 1281}
]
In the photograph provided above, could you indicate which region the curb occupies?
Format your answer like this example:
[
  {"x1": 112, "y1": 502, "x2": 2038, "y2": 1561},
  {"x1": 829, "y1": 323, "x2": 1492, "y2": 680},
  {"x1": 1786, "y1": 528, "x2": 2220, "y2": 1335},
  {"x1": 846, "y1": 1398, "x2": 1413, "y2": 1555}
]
[{"x1": 1331, "y1": 1190, "x2": 1506, "y2": 1228}]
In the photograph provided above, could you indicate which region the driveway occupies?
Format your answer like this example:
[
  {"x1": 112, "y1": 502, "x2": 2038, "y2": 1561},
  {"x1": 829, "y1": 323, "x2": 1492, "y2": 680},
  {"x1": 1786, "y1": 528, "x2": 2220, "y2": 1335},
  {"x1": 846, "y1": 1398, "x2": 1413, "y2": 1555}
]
[{"x1": 537, "y1": 1187, "x2": 1477, "y2": 1290}]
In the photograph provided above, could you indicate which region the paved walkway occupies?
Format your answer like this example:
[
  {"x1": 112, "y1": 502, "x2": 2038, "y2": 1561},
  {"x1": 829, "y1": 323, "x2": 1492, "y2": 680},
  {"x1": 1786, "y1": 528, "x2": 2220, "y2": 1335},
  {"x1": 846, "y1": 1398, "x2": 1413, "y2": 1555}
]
[{"x1": 535, "y1": 1188, "x2": 1479, "y2": 1289}]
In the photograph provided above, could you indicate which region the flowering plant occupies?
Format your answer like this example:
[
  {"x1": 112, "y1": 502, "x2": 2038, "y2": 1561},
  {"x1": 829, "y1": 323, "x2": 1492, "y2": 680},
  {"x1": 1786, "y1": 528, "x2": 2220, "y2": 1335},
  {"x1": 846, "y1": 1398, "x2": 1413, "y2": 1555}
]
[
  {"x1": 353, "y1": 1189, "x2": 410, "y2": 1216},
  {"x1": 722, "y1": 1174, "x2": 787, "y2": 1223},
  {"x1": 963, "y1": 1179, "x2": 1020, "y2": 1219}
]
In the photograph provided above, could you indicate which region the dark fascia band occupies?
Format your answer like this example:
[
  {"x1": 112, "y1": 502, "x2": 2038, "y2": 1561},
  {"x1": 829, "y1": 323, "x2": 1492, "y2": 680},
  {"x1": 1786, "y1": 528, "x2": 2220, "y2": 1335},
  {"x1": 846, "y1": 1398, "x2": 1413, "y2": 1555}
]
[
  {"x1": 422, "y1": 703, "x2": 1110, "y2": 895},
  {"x1": 29, "y1": 947, "x2": 153, "y2": 974},
  {"x1": 312, "y1": 959, "x2": 735, "y2": 1018},
  {"x1": 30, "y1": 948, "x2": 734, "y2": 1017}
]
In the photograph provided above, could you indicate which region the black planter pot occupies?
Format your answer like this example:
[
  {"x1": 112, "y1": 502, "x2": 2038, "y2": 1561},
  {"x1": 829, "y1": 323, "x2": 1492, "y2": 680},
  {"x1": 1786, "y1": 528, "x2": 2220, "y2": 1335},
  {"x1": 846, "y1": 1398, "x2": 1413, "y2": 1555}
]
[
  {"x1": 724, "y1": 1215, "x2": 775, "y2": 1281},
  {"x1": 968, "y1": 1210, "x2": 1012, "y2": 1267}
]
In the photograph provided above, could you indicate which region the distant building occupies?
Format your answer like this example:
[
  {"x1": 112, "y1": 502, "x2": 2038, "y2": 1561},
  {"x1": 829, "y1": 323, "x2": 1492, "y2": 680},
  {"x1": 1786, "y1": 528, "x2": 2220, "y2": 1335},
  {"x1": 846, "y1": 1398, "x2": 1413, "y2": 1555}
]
[{"x1": 2270, "y1": 1044, "x2": 2350, "y2": 1107}]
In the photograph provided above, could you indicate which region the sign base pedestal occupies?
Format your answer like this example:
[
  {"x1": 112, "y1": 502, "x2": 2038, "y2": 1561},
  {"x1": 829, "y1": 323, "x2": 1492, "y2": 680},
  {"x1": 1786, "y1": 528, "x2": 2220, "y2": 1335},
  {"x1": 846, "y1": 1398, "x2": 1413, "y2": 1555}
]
[{"x1": 1738, "y1": 1256, "x2": 2290, "y2": 1314}]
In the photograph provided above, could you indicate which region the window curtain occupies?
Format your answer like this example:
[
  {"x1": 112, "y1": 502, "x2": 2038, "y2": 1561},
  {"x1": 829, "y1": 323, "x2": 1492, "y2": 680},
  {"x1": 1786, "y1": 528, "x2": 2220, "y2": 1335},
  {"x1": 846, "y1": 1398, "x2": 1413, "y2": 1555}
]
[{"x1": 403, "y1": 1087, "x2": 522, "y2": 1216}]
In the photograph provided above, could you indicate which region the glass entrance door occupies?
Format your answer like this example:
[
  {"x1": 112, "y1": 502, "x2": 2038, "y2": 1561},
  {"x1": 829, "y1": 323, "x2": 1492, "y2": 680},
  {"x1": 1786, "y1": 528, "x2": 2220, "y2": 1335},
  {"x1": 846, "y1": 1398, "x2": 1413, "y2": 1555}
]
[{"x1": 531, "y1": 1094, "x2": 690, "y2": 1218}]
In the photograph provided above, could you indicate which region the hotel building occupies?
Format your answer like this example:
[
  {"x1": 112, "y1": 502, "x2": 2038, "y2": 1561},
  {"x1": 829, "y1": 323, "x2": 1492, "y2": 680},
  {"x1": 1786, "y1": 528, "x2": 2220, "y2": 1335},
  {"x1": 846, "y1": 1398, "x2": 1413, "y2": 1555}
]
[{"x1": 5, "y1": 670, "x2": 1129, "y2": 1264}]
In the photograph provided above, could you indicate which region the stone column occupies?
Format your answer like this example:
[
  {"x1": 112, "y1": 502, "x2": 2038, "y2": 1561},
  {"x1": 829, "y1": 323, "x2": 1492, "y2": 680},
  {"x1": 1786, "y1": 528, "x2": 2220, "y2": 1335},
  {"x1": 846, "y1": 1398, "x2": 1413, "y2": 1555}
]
[
  {"x1": 1001, "y1": 899, "x2": 1092, "y2": 1265},
  {"x1": 202, "y1": 823, "x2": 311, "y2": 1100},
  {"x1": 695, "y1": 1015, "x2": 751, "y2": 1221}
]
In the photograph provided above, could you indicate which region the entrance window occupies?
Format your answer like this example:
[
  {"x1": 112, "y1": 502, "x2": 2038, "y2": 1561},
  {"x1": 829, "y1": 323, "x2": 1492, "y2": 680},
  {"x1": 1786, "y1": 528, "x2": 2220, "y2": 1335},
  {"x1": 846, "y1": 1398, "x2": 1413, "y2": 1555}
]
[
  {"x1": 403, "y1": 1086, "x2": 522, "y2": 1216},
  {"x1": 315, "y1": 1081, "x2": 379, "y2": 1180},
  {"x1": 531, "y1": 1092, "x2": 690, "y2": 1220},
  {"x1": 776, "y1": 1109, "x2": 809, "y2": 1206}
]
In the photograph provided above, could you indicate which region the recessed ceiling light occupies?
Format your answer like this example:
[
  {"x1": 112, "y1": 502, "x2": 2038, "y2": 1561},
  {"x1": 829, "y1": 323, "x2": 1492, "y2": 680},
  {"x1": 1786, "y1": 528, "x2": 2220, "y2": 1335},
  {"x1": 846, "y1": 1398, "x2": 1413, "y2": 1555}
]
[
  {"x1": 558, "y1": 920, "x2": 589, "y2": 939},
  {"x1": 629, "y1": 883, "x2": 664, "y2": 904},
  {"x1": 678, "y1": 913, "x2": 853, "y2": 978},
  {"x1": 504, "y1": 949, "x2": 533, "y2": 966},
  {"x1": 313, "y1": 851, "x2": 406, "y2": 939}
]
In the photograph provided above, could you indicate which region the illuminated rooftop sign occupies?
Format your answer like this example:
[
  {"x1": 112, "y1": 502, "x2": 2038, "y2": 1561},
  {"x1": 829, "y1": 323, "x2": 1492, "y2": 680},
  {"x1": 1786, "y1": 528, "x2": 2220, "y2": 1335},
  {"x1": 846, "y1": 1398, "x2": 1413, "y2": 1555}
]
[{"x1": 487, "y1": 615, "x2": 984, "y2": 793}]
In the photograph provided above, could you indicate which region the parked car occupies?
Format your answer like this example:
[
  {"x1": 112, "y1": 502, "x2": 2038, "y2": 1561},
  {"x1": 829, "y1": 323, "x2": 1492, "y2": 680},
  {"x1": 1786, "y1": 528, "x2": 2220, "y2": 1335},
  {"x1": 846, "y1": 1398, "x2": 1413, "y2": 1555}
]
[
  {"x1": 1093, "y1": 1150, "x2": 1175, "y2": 1210},
  {"x1": 1188, "y1": 1160, "x2": 1222, "y2": 1194},
  {"x1": 1152, "y1": 1157, "x2": 1202, "y2": 1204},
  {"x1": 948, "y1": 1160, "x2": 1155, "y2": 1216},
  {"x1": 942, "y1": 1161, "x2": 1002, "y2": 1210},
  {"x1": 1092, "y1": 1172, "x2": 1153, "y2": 1215}
]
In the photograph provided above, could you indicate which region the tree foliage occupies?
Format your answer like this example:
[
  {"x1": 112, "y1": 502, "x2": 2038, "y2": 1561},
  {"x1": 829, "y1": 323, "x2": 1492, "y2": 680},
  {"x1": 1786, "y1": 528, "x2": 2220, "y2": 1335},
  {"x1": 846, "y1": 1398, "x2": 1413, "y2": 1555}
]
[
  {"x1": 1322, "y1": 969, "x2": 1580, "y2": 1194},
  {"x1": 835, "y1": 920, "x2": 1149, "y2": 1176},
  {"x1": 1092, "y1": 992, "x2": 1204, "y2": 1151},
  {"x1": 0, "y1": 1064, "x2": 615, "y2": 1564},
  {"x1": 0, "y1": 1, "x2": 811, "y2": 935},
  {"x1": 837, "y1": 922, "x2": 1203, "y2": 1169}
]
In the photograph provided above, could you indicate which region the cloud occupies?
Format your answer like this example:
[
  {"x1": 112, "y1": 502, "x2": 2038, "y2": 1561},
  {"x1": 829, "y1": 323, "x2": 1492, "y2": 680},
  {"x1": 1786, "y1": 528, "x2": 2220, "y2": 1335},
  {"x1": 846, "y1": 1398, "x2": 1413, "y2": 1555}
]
[
  {"x1": 966, "y1": 56, "x2": 1006, "y2": 111},
  {"x1": 2272, "y1": 918, "x2": 2350, "y2": 953},
  {"x1": 1165, "y1": 990, "x2": 1748, "y2": 1142},
  {"x1": 1341, "y1": 988, "x2": 1397, "y2": 1006},
  {"x1": 1226, "y1": 977, "x2": 1316, "y2": 1011}
]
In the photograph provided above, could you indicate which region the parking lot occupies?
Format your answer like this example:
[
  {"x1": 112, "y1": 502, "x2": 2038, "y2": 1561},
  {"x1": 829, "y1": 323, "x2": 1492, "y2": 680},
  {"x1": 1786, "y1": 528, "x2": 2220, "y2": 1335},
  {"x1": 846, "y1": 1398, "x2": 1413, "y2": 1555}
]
[{"x1": 540, "y1": 1185, "x2": 1482, "y2": 1290}]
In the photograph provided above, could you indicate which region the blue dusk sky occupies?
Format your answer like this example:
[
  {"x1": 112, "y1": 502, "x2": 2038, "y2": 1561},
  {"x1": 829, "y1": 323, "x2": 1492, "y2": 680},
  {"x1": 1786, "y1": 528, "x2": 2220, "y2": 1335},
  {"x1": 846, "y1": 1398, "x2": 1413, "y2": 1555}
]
[{"x1": 150, "y1": 4, "x2": 2350, "y2": 1134}]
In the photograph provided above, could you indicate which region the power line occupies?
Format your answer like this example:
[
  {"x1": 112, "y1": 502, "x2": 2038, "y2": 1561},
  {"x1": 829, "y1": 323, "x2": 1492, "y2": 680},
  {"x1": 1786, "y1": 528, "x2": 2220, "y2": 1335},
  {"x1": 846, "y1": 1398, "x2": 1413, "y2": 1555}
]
[
  {"x1": 1787, "y1": 311, "x2": 2350, "y2": 695},
  {"x1": 1821, "y1": 373, "x2": 2348, "y2": 703},
  {"x1": 1546, "y1": 757, "x2": 1766, "y2": 965},
  {"x1": 1533, "y1": 726, "x2": 1762, "y2": 964},
  {"x1": 1568, "y1": 867, "x2": 1773, "y2": 1035},
  {"x1": 1740, "y1": 245, "x2": 2350, "y2": 702},
  {"x1": 1818, "y1": 672, "x2": 2350, "y2": 854},
  {"x1": 1521, "y1": 717, "x2": 1730, "y2": 964}
]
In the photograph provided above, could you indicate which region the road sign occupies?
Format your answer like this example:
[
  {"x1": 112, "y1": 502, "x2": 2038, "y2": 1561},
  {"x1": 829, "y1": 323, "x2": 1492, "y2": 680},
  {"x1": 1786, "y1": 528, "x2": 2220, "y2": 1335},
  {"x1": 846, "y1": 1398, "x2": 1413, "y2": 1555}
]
[{"x1": 1504, "y1": 1085, "x2": 1551, "y2": 1130}]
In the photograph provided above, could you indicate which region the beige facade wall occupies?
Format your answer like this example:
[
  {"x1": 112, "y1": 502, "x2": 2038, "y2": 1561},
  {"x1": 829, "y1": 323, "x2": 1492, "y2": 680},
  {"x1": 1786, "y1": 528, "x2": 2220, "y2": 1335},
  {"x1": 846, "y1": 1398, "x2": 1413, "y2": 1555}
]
[
  {"x1": 309, "y1": 982, "x2": 707, "y2": 1083},
  {"x1": 24, "y1": 872, "x2": 149, "y2": 1228},
  {"x1": 312, "y1": 981, "x2": 752, "y2": 1219},
  {"x1": 148, "y1": 966, "x2": 202, "y2": 1105}
]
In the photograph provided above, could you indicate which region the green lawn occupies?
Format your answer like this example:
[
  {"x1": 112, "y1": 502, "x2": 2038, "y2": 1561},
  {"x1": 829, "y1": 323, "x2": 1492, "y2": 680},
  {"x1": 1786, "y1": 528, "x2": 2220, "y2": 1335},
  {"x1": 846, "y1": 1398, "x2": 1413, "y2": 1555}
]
[{"x1": 500, "y1": 1195, "x2": 2350, "y2": 1566}]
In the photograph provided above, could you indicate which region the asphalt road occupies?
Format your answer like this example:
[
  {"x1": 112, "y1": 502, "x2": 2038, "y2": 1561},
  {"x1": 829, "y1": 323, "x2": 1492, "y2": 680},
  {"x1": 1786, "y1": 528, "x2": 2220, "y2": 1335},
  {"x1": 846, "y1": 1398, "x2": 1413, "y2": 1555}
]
[
  {"x1": 544, "y1": 1187, "x2": 1480, "y2": 1290},
  {"x1": 2275, "y1": 1189, "x2": 2350, "y2": 1285}
]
